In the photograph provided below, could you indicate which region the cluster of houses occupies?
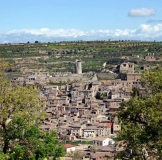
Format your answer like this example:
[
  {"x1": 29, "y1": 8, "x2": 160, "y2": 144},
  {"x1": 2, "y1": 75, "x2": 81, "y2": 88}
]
[{"x1": 11, "y1": 60, "x2": 145, "y2": 160}]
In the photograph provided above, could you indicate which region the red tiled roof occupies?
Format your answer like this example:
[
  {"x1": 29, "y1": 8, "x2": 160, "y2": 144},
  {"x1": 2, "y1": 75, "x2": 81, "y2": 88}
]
[{"x1": 64, "y1": 144, "x2": 75, "y2": 149}]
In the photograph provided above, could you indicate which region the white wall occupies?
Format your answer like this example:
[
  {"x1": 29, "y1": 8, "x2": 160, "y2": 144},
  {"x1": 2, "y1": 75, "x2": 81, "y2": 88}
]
[
  {"x1": 94, "y1": 138, "x2": 115, "y2": 146},
  {"x1": 84, "y1": 130, "x2": 95, "y2": 138},
  {"x1": 66, "y1": 147, "x2": 76, "y2": 153}
]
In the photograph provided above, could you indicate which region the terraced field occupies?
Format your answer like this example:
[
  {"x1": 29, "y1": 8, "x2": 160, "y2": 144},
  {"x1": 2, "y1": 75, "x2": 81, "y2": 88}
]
[{"x1": 1, "y1": 41, "x2": 162, "y2": 79}]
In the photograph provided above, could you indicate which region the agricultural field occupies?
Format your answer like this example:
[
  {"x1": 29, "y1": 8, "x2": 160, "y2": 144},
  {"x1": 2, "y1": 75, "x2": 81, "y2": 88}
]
[{"x1": 1, "y1": 41, "x2": 162, "y2": 80}]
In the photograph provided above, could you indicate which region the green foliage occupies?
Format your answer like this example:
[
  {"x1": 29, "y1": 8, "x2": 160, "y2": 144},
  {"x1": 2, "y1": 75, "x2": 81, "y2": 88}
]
[
  {"x1": 1, "y1": 41, "x2": 162, "y2": 75},
  {"x1": 116, "y1": 67, "x2": 162, "y2": 159},
  {"x1": 141, "y1": 66, "x2": 162, "y2": 94},
  {"x1": 95, "y1": 92, "x2": 107, "y2": 100},
  {"x1": 2, "y1": 120, "x2": 65, "y2": 160},
  {"x1": 0, "y1": 153, "x2": 6, "y2": 160},
  {"x1": 95, "y1": 92, "x2": 102, "y2": 99},
  {"x1": 0, "y1": 60, "x2": 65, "y2": 159},
  {"x1": 72, "y1": 151, "x2": 83, "y2": 160}
]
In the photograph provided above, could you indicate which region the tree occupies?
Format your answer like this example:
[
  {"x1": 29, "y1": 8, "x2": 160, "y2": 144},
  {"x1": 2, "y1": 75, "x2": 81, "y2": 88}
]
[
  {"x1": 95, "y1": 92, "x2": 102, "y2": 99},
  {"x1": 141, "y1": 66, "x2": 162, "y2": 94},
  {"x1": 5, "y1": 120, "x2": 65, "y2": 160},
  {"x1": 0, "y1": 60, "x2": 65, "y2": 159},
  {"x1": 72, "y1": 151, "x2": 83, "y2": 160},
  {"x1": 95, "y1": 92, "x2": 107, "y2": 100},
  {"x1": 115, "y1": 66, "x2": 162, "y2": 160}
]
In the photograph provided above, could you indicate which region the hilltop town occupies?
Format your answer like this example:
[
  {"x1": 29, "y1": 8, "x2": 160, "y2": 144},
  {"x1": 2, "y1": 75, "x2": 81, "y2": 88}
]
[{"x1": 1, "y1": 41, "x2": 162, "y2": 159}]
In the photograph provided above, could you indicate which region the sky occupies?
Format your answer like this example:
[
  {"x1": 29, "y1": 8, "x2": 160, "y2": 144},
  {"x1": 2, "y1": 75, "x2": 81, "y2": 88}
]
[{"x1": 1, "y1": 0, "x2": 162, "y2": 43}]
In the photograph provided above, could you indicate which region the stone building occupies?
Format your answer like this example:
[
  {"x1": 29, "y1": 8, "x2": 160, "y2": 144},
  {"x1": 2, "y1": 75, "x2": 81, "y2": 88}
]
[
  {"x1": 119, "y1": 62, "x2": 134, "y2": 73},
  {"x1": 75, "y1": 59, "x2": 82, "y2": 74},
  {"x1": 144, "y1": 53, "x2": 156, "y2": 61}
]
